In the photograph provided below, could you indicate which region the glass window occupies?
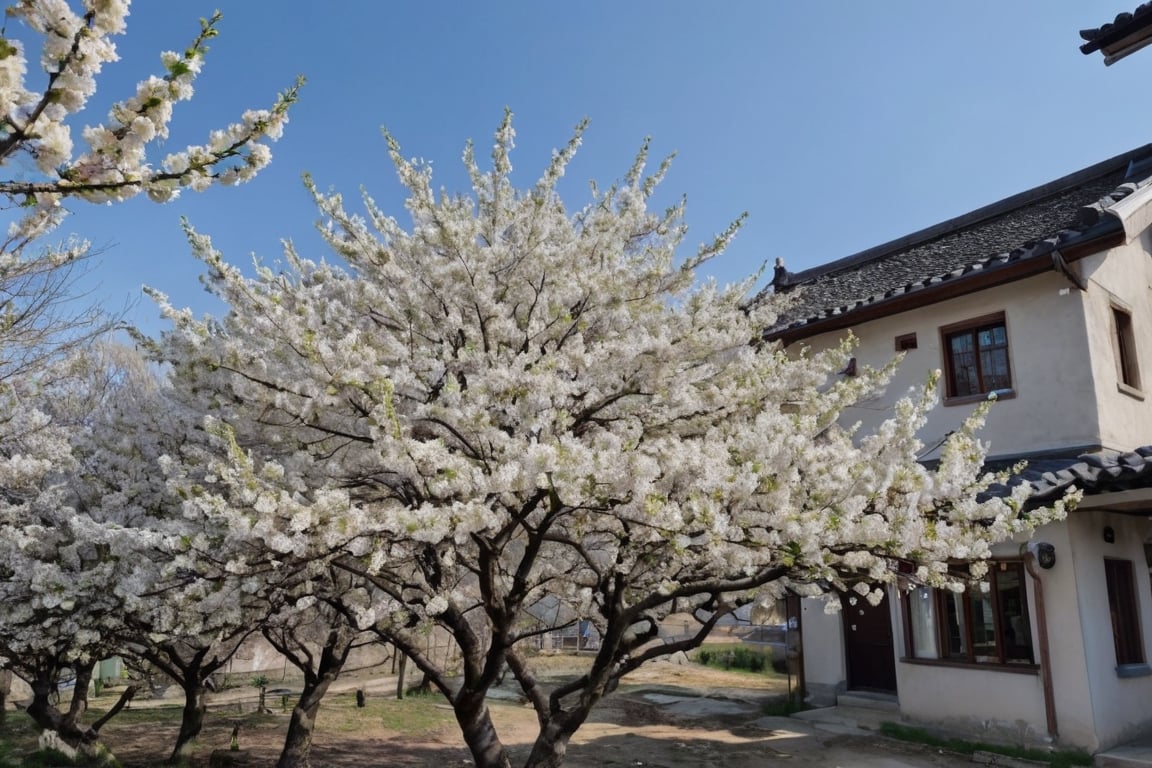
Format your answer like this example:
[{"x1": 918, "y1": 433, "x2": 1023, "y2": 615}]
[
  {"x1": 941, "y1": 314, "x2": 1012, "y2": 399},
  {"x1": 1105, "y1": 558, "x2": 1144, "y2": 666},
  {"x1": 907, "y1": 586, "x2": 939, "y2": 659},
  {"x1": 1113, "y1": 307, "x2": 1141, "y2": 390},
  {"x1": 904, "y1": 561, "x2": 1034, "y2": 666}
]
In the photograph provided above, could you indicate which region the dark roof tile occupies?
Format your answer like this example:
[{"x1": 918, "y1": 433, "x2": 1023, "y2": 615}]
[
  {"x1": 983, "y1": 446, "x2": 1152, "y2": 509},
  {"x1": 1080, "y1": 3, "x2": 1152, "y2": 60},
  {"x1": 762, "y1": 145, "x2": 1152, "y2": 336}
]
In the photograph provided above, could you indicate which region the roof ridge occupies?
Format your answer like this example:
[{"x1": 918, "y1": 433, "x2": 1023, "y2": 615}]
[{"x1": 781, "y1": 143, "x2": 1152, "y2": 286}]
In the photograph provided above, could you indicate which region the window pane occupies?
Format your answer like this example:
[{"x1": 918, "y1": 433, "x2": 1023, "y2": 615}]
[
  {"x1": 1105, "y1": 559, "x2": 1144, "y2": 665},
  {"x1": 942, "y1": 591, "x2": 968, "y2": 659},
  {"x1": 950, "y1": 332, "x2": 978, "y2": 396},
  {"x1": 945, "y1": 319, "x2": 1011, "y2": 398},
  {"x1": 908, "y1": 587, "x2": 938, "y2": 659},
  {"x1": 980, "y1": 348, "x2": 1010, "y2": 391},
  {"x1": 996, "y1": 566, "x2": 1033, "y2": 663},
  {"x1": 969, "y1": 591, "x2": 997, "y2": 662}
]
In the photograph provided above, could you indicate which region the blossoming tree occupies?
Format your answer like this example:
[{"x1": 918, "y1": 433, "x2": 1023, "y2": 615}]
[
  {"x1": 0, "y1": 0, "x2": 300, "y2": 385},
  {"x1": 0, "y1": 0, "x2": 298, "y2": 758},
  {"x1": 152, "y1": 114, "x2": 1072, "y2": 768},
  {"x1": 0, "y1": 345, "x2": 157, "y2": 753},
  {"x1": 76, "y1": 350, "x2": 266, "y2": 763}
]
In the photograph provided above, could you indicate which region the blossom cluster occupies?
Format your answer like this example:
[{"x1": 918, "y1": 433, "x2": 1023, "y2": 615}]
[{"x1": 0, "y1": 1, "x2": 300, "y2": 236}]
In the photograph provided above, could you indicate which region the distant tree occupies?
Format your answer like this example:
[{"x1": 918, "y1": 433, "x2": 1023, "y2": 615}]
[
  {"x1": 0, "y1": 1, "x2": 299, "y2": 759},
  {"x1": 0, "y1": 344, "x2": 150, "y2": 753},
  {"x1": 151, "y1": 113, "x2": 1075, "y2": 768},
  {"x1": 81, "y1": 356, "x2": 264, "y2": 764}
]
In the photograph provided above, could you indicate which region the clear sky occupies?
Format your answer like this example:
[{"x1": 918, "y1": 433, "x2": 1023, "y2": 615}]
[{"x1": 14, "y1": 2, "x2": 1152, "y2": 335}]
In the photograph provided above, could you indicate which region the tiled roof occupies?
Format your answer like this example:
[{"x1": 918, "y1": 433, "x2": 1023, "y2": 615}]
[
  {"x1": 762, "y1": 145, "x2": 1152, "y2": 339},
  {"x1": 1080, "y1": 3, "x2": 1152, "y2": 62},
  {"x1": 985, "y1": 446, "x2": 1152, "y2": 511}
]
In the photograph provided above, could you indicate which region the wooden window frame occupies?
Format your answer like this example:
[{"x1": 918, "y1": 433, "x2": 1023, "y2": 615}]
[
  {"x1": 895, "y1": 333, "x2": 918, "y2": 352},
  {"x1": 1111, "y1": 304, "x2": 1143, "y2": 397},
  {"x1": 1104, "y1": 558, "x2": 1145, "y2": 667},
  {"x1": 939, "y1": 312, "x2": 1014, "y2": 405},
  {"x1": 901, "y1": 561, "x2": 1035, "y2": 668}
]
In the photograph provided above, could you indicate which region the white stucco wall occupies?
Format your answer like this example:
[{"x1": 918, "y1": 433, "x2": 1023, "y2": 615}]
[
  {"x1": 1077, "y1": 236, "x2": 1152, "y2": 452},
  {"x1": 889, "y1": 526, "x2": 1098, "y2": 747},
  {"x1": 1066, "y1": 510, "x2": 1152, "y2": 750},
  {"x1": 896, "y1": 663, "x2": 1047, "y2": 741},
  {"x1": 887, "y1": 508, "x2": 1152, "y2": 752},
  {"x1": 795, "y1": 271, "x2": 1100, "y2": 460},
  {"x1": 798, "y1": 598, "x2": 845, "y2": 703}
]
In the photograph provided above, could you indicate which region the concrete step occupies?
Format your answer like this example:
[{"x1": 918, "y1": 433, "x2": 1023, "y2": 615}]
[
  {"x1": 836, "y1": 692, "x2": 900, "y2": 712},
  {"x1": 1096, "y1": 745, "x2": 1152, "y2": 768},
  {"x1": 791, "y1": 704, "x2": 896, "y2": 735}
]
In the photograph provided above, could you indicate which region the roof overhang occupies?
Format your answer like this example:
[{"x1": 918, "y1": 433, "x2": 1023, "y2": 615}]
[
  {"x1": 1075, "y1": 488, "x2": 1152, "y2": 514},
  {"x1": 767, "y1": 219, "x2": 1125, "y2": 346},
  {"x1": 1080, "y1": 8, "x2": 1152, "y2": 65},
  {"x1": 1106, "y1": 178, "x2": 1152, "y2": 241}
]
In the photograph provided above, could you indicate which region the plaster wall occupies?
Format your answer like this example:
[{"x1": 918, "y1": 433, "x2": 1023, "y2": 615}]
[
  {"x1": 795, "y1": 271, "x2": 1100, "y2": 459},
  {"x1": 887, "y1": 523, "x2": 1098, "y2": 748},
  {"x1": 798, "y1": 598, "x2": 845, "y2": 704},
  {"x1": 895, "y1": 662, "x2": 1047, "y2": 743},
  {"x1": 1066, "y1": 510, "x2": 1152, "y2": 750},
  {"x1": 1076, "y1": 236, "x2": 1152, "y2": 452},
  {"x1": 1019, "y1": 520, "x2": 1098, "y2": 749}
]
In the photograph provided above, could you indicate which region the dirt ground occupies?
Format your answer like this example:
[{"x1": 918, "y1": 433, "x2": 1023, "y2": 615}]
[{"x1": 11, "y1": 657, "x2": 975, "y2": 767}]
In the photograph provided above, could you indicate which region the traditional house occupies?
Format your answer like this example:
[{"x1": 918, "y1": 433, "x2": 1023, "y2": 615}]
[{"x1": 766, "y1": 143, "x2": 1152, "y2": 753}]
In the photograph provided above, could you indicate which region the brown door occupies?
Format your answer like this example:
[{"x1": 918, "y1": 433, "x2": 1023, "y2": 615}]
[{"x1": 841, "y1": 591, "x2": 897, "y2": 693}]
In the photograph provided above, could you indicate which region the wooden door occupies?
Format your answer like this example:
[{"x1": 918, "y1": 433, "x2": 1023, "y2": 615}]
[{"x1": 841, "y1": 592, "x2": 897, "y2": 693}]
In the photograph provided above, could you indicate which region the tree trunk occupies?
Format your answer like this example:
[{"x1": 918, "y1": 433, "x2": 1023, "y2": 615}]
[
  {"x1": 275, "y1": 677, "x2": 334, "y2": 768},
  {"x1": 0, "y1": 668, "x2": 11, "y2": 726},
  {"x1": 26, "y1": 668, "x2": 94, "y2": 747},
  {"x1": 62, "y1": 661, "x2": 94, "y2": 733},
  {"x1": 454, "y1": 691, "x2": 512, "y2": 768},
  {"x1": 168, "y1": 681, "x2": 207, "y2": 763},
  {"x1": 522, "y1": 720, "x2": 575, "y2": 768},
  {"x1": 409, "y1": 671, "x2": 432, "y2": 696},
  {"x1": 395, "y1": 653, "x2": 407, "y2": 700},
  {"x1": 271, "y1": 626, "x2": 353, "y2": 768}
]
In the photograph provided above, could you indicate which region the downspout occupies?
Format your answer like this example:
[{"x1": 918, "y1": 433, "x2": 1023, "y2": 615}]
[{"x1": 1023, "y1": 551, "x2": 1059, "y2": 741}]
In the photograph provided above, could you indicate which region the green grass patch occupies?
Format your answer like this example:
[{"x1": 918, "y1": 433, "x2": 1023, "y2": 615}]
[
  {"x1": 693, "y1": 644, "x2": 784, "y2": 676},
  {"x1": 879, "y1": 722, "x2": 1093, "y2": 768},
  {"x1": 0, "y1": 740, "x2": 20, "y2": 768},
  {"x1": 0, "y1": 717, "x2": 39, "y2": 756},
  {"x1": 18, "y1": 748, "x2": 84, "y2": 768},
  {"x1": 88, "y1": 704, "x2": 185, "y2": 726},
  {"x1": 319, "y1": 692, "x2": 455, "y2": 736}
]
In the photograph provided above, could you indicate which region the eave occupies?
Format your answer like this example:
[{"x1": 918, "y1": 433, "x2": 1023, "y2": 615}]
[
  {"x1": 767, "y1": 219, "x2": 1124, "y2": 346},
  {"x1": 1080, "y1": 5, "x2": 1152, "y2": 65}
]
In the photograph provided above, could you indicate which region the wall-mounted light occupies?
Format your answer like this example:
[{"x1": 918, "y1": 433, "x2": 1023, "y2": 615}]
[
  {"x1": 1104, "y1": 526, "x2": 1115, "y2": 544},
  {"x1": 1025, "y1": 541, "x2": 1057, "y2": 569}
]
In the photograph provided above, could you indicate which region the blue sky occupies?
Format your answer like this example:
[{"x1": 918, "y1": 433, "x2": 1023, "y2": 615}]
[{"x1": 14, "y1": 2, "x2": 1152, "y2": 335}]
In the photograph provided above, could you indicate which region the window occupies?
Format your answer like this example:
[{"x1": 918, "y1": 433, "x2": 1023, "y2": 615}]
[
  {"x1": 904, "y1": 562, "x2": 1034, "y2": 666},
  {"x1": 895, "y1": 333, "x2": 918, "y2": 351},
  {"x1": 1105, "y1": 558, "x2": 1144, "y2": 666},
  {"x1": 940, "y1": 313, "x2": 1012, "y2": 401},
  {"x1": 1112, "y1": 306, "x2": 1141, "y2": 391}
]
